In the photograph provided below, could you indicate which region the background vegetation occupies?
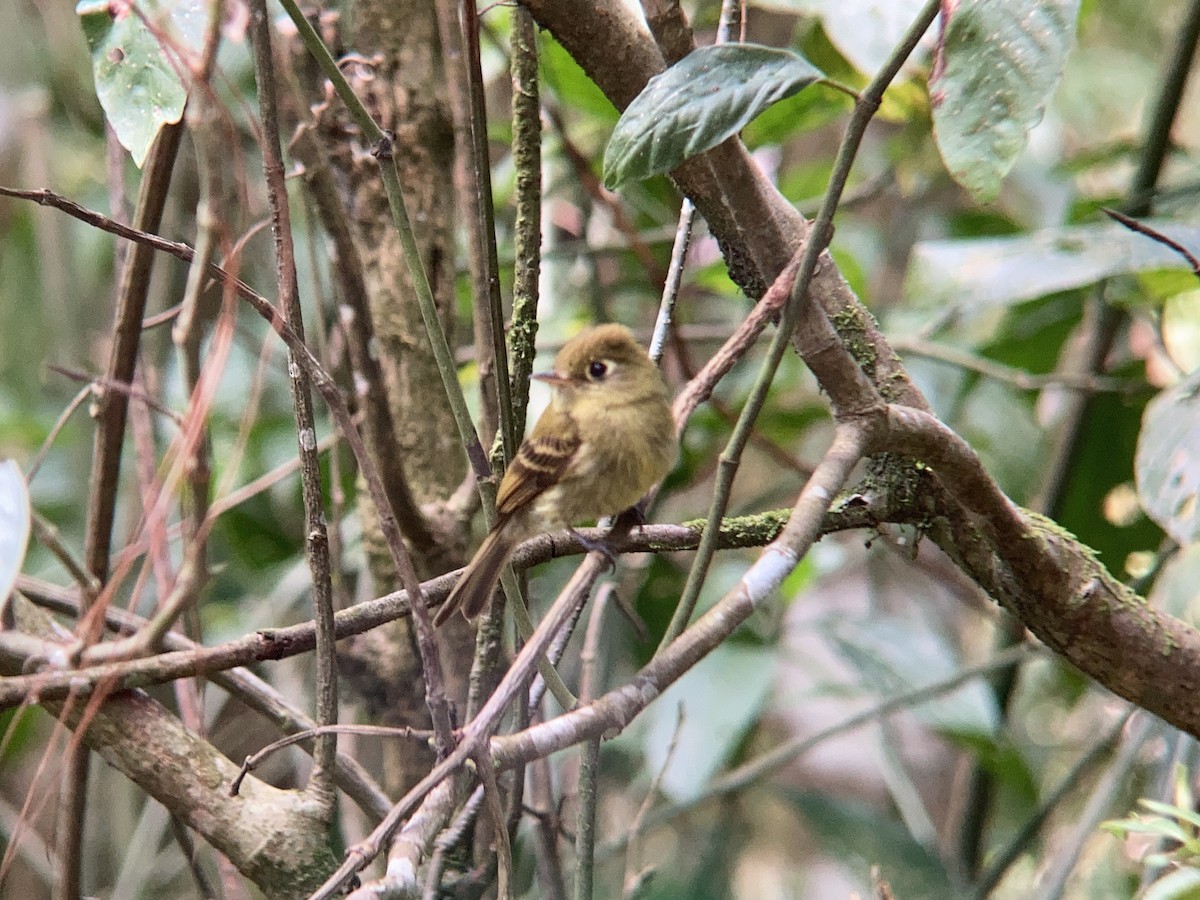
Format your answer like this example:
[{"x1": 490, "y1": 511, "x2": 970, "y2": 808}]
[{"x1": 2, "y1": 0, "x2": 1200, "y2": 897}]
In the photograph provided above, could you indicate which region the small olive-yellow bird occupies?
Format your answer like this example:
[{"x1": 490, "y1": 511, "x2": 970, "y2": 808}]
[{"x1": 434, "y1": 324, "x2": 677, "y2": 625}]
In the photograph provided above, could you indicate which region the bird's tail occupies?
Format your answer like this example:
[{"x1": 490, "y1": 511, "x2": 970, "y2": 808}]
[{"x1": 433, "y1": 527, "x2": 517, "y2": 626}]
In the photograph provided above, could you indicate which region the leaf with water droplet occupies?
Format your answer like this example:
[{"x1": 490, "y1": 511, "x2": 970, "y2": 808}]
[
  {"x1": 930, "y1": 0, "x2": 1081, "y2": 202},
  {"x1": 76, "y1": 0, "x2": 202, "y2": 166}
]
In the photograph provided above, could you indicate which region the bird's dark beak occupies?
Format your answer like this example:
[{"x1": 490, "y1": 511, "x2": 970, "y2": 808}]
[{"x1": 532, "y1": 371, "x2": 570, "y2": 386}]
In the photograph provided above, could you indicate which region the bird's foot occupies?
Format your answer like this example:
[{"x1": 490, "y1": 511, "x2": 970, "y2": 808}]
[{"x1": 570, "y1": 527, "x2": 619, "y2": 572}]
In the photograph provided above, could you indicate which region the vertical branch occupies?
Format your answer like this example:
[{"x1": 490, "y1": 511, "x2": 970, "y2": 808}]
[
  {"x1": 529, "y1": 752, "x2": 570, "y2": 900},
  {"x1": 473, "y1": 749, "x2": 514, "y2": 899},
  {"x1": 573, "y1": 589, "x2": 609, "y2": 900},
  {"x1": 300, "y1": 196, "x2": 351, "y2": 614},
  {"x1": 167, "y1": 0, "x2": 228, "y2": 733},
  {"x1": 435, "y1": 0, "x2": 497, "y2": 446},
  {"x1": 435, "y1": 0, "x2": 513, "y2": 460},
  {"x1": 462, "y1": 0, "x2": 515, "y2": 460},
  {"x1": 466, "y1": 2, "x2": 547, "y2": 724},
  {"x1": 52, "y1": 746, "x2": 89, "y2": 900},
  {"x1": 172, "y1": 0, "x2": 226, "y2": 584},
  {"x1": 573, "y1": 734, "x2": 600, "y2": 900},
  {"x1": 648, "y1": 197, "x2": 692, "y2": 367},
  {"x1": 83, "y1": 121, "x2": 185, "y2": 588},
  {"x1": 507, "y1": 4, "x2": 542, "y2": 440},
  {"x1": 246, "y1": 0, "x2": 338, "y2": 803},
  {"x1": 65, "y1": 118, "x2": 184, "y2": 900}
]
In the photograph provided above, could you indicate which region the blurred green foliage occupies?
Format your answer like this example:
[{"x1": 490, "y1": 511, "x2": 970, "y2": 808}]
[{"x1": 2, "y1": 0, "x2": 1200, "y2": 897}]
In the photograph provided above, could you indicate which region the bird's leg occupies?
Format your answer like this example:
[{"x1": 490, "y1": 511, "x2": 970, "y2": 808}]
[
  {"x1": 569, "y1": 527, "x2": 619, "y2": 572},
  {"x1": 569, "y1": 506, "x2": 646, "y2": 571},
  {"x1": 624, "y1": 502, "x2": 649, "y2": 530}
]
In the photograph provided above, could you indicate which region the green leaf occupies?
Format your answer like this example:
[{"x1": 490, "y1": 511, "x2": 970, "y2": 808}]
[
  {"x1": 1104, "y1": 817, "x2": 1190, "y2": 842},
  {"x1": 1136, "y1": 369, "x2": 1200, "y2": 546},
  {"x1": 76, "y1": 0, "x2": 203, "y2": 167},
  {"x1": 1141, "y1": 799, "x2": 1200, "y2": 833},
  {"x1": 958, "y1": 379, "x2": 1045, "y2": 499},
  {"x1": 603, "y1": 44, "x2": 824, "y2": 189},
  {"x1": 1142, "y1": 867, "x2": 1200, "y2": 900},
  {"x1": 904, "y1": 221, "x2": 1200, "y2": 318},
  {"x1": 1065, "y1": 389, "x2": 1163, "y2": 569},
  {"x1": 0, "y1": 460, "x2": 31, "y2": 603},
  {"x1": 930, "y1": 0, "x2": 1081, "y2": 201},
  {"x1": 540, "y1": 35, "x2": 619, "y2": 126},
  {"x1": 952, "y1": 732, "x2": 1039, "y2": 805}
]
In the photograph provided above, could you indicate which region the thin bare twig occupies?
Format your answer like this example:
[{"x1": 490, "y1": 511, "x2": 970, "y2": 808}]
[
  {"x1": 231, "y1": 724, "x2": 435, "y2": 796},
  {"x1": 81, "y1": 121, "x2": 184, "y2": 589},
  {"x1": 623, "y1": 705, "x2": 684, "y2": 898},
  {"x1": 971, "y1": 707, "x2": 1131, "y2": 899},
  {"x1": 248, "y1": 0, "x2": 341, "y2": 801},
  {"x1": 0, "y1": 183, "x2": 453, "y2": 755},
  {"x1": 19, "y1": 579, "x2": 393, "y2": 820},
  {"x1": 893, "y1": 338, "x2": 1140, "y2": 393},
  {"x1": 24, "y1": 385, "x2": 92, "y2": 483},
  {"x1": 1102, "y1": 207, "x2": 1200, "y2": 276},
  {"x1": 3, "y1": 516, "x2": 792, "y2": 708},
  {"x1": 421, "y1": 785, "x2": 486, "y2": 899},
  {"x1": 29, "y1": 513, "x2": 100, "y2": 600}
]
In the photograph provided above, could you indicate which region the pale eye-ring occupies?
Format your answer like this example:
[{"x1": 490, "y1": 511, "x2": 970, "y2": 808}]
[{"x1": 587, "y1": 360, "x2": 609, "y2": 380}]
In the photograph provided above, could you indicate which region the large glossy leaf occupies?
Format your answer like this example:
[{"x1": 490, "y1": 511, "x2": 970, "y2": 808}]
[
  {"x1": 0, "y1": 460, "x2": 31, "y2": 604},
  {"x1": 930, "y1": 0, "x2": 1080, "y2": 201},
  {"x1": 76, "y1": 0, "x2": 204, "y2": 167},
  {"x1": 905, "y1": 221, "x2": 1200, "y2": 316},
  {"x1": 1136, "y1": 369, "x2": 1200, "y2": 546},
  {"x1": 603, "y1": 44, "x2": 824, "y2": 189}
]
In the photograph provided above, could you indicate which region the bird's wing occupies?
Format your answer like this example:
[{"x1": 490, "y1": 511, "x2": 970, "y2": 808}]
[{"x1": 496, "y1": 423, "x2": 580, "y2": 516}]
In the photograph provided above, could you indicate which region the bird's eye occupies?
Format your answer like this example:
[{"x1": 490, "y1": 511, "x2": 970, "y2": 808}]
[{"x1": 587, "y1": 360, "x2": 609, "y2": 380}]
